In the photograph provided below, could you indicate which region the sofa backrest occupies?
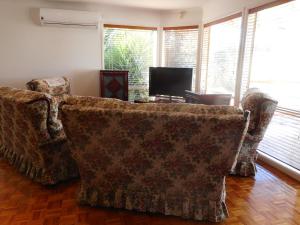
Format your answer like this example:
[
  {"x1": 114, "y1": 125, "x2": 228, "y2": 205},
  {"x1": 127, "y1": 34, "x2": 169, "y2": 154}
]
[
  {"x1": 62, "y1": 101, "x2": 249, "y2": 177},
  {"x1": 63, "y1": 95, "x2": 243, "y2": 115},
  {"x1": 63, "y1": 95, "x2": 124, "y2": 109},
  {"x1": 0, "y1": 87, "x2": 65, "y2": 152}
]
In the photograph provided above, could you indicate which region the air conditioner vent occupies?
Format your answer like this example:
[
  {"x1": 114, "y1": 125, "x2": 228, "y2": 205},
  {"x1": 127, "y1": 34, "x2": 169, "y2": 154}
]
[{"x1": 39, "y1": 8, "x2": 101, "y2": 29}]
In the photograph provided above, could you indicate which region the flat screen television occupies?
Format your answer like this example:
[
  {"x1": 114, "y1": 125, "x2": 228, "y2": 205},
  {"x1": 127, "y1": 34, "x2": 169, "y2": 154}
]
[{"x1": 149, "y1": 67, "x2": 193, "y2": 97}]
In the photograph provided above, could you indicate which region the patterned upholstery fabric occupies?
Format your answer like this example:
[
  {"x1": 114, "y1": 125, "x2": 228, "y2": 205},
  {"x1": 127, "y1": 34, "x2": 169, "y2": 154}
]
[
  {"x1": 0, "y1": 87, "x2": 78, "y2": 184},
  {"x1": 26, "y1": 77, "x2": 71, "y2": 103},
  {"x1": 61, "y1": 96, "x2": 249, "y2": 222},
  {"x1": 231, "y1": 88, "x2": 278, "y2": 176}
]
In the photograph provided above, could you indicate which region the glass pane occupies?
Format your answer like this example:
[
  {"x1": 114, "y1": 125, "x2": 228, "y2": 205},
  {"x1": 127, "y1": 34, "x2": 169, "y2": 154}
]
[
  {"x1": 104, "y1": 28, "x2": 157, "y2": 101},
  {"x1": 248, "y1": 1, "x2": 300, "y2": 171},
  {"x1": 258, "y1": 111, "x2": 300, "y2": 170},
  {"x1": 250, "y1": 1, "x2": 300, "y2": 111},
  {"x1": 163, "y1": 29, "x2": 198, "y2": 91},
  {"x1": 206, "y1": 17, "x2": 242, "y2": 96}
]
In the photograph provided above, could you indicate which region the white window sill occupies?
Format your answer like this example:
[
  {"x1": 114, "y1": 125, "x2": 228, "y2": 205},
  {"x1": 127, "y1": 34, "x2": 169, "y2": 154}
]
[{"x1": 258, "y1": 151, "x2": 300, "y2": 182}]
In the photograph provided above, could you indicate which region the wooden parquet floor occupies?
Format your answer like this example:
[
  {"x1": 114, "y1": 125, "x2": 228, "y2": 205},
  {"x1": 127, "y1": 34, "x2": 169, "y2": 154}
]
[{"x1": 0, "y1": 159, "x2": 299, "y2": 225}]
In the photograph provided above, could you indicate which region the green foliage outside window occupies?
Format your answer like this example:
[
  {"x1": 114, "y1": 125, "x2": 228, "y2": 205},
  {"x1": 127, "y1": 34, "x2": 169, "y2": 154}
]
[{"x1": 104, "y1": 28, "x2": 156, "y2": 101}]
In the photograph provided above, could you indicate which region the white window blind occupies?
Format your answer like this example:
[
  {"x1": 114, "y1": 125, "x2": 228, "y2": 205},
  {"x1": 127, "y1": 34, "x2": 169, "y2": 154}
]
[
  {"x1": 239, "y1": 13, "x2": 257, "y2": 100},
  {"x1": 200, "y1": 27, "x2": 210, "y2": 93},
  {"x1": 104, "y1": 26, "x2": 157, "y2": 101},
  {"x1": 162, "y1": 27, "x2": 199, "y2": 90},
  {"x1": 201, "y1": 16, "x2": 242, "y2": 98},
  {"x1": 243, "y1": 0, "x2": 300, "y2": 170}
]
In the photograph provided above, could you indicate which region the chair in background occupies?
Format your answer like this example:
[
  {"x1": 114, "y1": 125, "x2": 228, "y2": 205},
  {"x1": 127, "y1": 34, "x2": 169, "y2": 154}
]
[
  {"x1": 100, "y1": 70, "x2": 128, "y2": 101},
  {"x1": 185, "y1": 90, "x2": 232, "y2": 105},
  {"x1": 26, "y1": 76, "x2": 71, "y2": 102},
  {"x1": 231, "y1": 88, "x2": 278, "y2": 176}
]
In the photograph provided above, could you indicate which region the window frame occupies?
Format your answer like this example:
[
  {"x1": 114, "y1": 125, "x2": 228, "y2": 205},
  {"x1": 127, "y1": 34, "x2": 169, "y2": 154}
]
[
  {"x1": 103, "y1": 24, "x2": 158, "y2": 31},
  {"x1": 199, "y1": 0, "x2": 296, "y2": 106},
  {"x1": 103, "y1": 24, "x2": 158, "y2": 101},
  {"x1": 200, "y1": 12, "x2": 243, "y2": 105}
]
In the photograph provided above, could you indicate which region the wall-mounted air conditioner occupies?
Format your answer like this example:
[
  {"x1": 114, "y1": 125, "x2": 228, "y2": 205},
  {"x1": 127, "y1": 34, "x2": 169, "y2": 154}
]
[{"x1": 39, "y1": 8, "x2": 101, "y2": 29}]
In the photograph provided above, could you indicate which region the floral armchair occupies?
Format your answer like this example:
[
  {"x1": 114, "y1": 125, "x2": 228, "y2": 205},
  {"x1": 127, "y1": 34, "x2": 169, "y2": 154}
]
[
  {"x1": 61, "y1": 96, "x2": 249, "y2": 222},
  {"x1": 0, "y1": 87, "x2": 78, "y2": 184},
  {"x1": 231, "y1": 88, "x2": 278, "y2": 176},
  {"x1": 26, "y1": 76, "x2": 70, "y2": 103}
]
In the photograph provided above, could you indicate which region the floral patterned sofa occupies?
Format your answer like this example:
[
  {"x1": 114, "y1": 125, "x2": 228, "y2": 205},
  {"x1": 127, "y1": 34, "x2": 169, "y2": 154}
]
[
  {"x1": 231, "y1": 88, "x2": 278, "y2": 176},
  {"x1": 61, "y1": 96, "x2": 249, "y2": 222},
  {"x1": 0, "y1": 87, "x2": 78, "y2": 184}
]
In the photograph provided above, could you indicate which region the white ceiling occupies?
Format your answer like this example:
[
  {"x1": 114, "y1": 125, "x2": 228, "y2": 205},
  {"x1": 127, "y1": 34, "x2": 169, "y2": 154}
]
[{"x1": 49, "y1": 0, "x2": 208, "y2": 10}]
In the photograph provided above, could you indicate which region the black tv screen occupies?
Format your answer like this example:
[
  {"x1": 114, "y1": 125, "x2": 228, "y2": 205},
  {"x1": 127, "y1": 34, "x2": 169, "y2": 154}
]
[{"x1": 149, "y1": 67, "x2": 193, "y2": 97}]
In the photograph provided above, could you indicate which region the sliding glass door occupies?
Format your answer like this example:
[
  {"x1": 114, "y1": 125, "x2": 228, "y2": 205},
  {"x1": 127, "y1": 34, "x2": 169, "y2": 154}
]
[
  {"x1": 200, "y1": 0, "x2": 300, "y2": 171},
  {"x1": 201, "y1": 15, "x2": 242, "y2": 100},
  {"x1": 243, "y1": 0, "x2": 300, "y2": 170}
]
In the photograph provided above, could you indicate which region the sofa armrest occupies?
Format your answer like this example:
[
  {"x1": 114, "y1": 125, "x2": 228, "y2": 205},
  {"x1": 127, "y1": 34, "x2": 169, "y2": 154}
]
[
  {"x1": 27, "y1": 98, "x2": 66, "y2": 146},
  {"x1": 46, "y1": 97, "x2": 66, "y2": 143}
]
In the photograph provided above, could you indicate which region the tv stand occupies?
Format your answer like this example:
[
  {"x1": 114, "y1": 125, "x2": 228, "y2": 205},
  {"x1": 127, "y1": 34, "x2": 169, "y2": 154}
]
[{"x1": 134, "y1": 95, "x2": 185, "y2": 103}]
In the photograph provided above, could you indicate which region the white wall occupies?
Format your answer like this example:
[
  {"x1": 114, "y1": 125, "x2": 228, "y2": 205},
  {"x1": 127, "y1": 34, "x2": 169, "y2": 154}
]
[
  {"x1": 160, "y1": 8, "x2": 202, "y2": 27},
  {"x1": 0, "y1": 0, "x2": 161, "y2": 96},
  {"x1": 202, "y1": 0, "x2": 276, "y2": 23},
  {"x1": 58, "y1": 1, "x2": 161, "y2": 26}
]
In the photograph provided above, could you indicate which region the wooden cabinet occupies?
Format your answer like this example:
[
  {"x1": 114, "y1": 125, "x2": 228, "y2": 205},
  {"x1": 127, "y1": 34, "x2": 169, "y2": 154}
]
[{"x1": 100, "y1": 70, "x2": 129, "y2": 101}]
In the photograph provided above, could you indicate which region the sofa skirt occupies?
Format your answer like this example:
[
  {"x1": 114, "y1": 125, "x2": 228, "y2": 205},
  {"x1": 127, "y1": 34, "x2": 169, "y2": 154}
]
[
  {"x1": 231, "y1": 161, "x2": 257, "y2": 177},
  {"x1": 77, "y1": 184, "x2": 229, "y2": 222},
  {"x1": 0, "y1": 145, "x2": 77, "y2": 185}
]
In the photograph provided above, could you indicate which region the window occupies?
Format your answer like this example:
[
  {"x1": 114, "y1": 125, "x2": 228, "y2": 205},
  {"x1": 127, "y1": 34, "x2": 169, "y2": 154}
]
[
  {"x1": 104, "y1": 25, "x2": 157, "y2": 101},
  {"x1": 162, "y1": 26, "x2": 199, "y2": 90},
  {"x1": 201, "y1": 14, "x2": 242, "y2": 99},
  {"x1": 243, "y1": 0, "x2": 300, "y2": 170}
]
